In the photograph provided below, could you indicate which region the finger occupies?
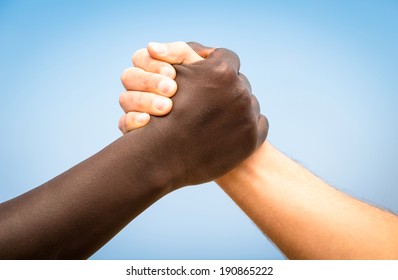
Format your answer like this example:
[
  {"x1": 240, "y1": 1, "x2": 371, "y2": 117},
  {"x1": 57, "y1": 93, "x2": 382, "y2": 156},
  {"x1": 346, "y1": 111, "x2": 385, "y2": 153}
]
[
  {"x1": 119, "y1": 91, "x2": 173, "y2": 116},
  {"x1": 251, "y1": 95, "x2": 260, "y2": 116},
  {"x1": 118, "y1": 112, "x2": 150, "y2": 134},
  {"x1": 257, "y1": 115, "x2": 269, "y2": 148},
  {"x1": 239, "y1": 73, "x2": 252, "y2": 92},
  {"x1": 132, "y1": 48, "x2": 176, "y2": 79},
  {"x1": 120, "y1": 67, "x2": 177, "y2": 97},
  {"x1": 147, "y1": 41, "x2": 204, "y2": 64},
  {"x1": 187, "y1": 42, "x2": 216, "y2": 58}
]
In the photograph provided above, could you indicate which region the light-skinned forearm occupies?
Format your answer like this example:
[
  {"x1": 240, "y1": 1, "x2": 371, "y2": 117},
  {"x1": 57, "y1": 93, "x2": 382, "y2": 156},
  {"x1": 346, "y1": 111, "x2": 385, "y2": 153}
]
[{"x1": 216, "y1": 141, "x2": 398, "y2": 259}]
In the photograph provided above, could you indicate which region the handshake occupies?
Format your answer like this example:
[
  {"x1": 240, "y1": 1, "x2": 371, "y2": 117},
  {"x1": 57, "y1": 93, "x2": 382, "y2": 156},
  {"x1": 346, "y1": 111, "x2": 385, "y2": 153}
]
[
  {"x1": 1, "y1": 42, "x2": 397, "y2": 260},
  {"x1": 0, "y1": 41, "x2": 269, "y2": 259},
  {"x1": 117, "y1": 42, "x2": 268, "y2": 188}
]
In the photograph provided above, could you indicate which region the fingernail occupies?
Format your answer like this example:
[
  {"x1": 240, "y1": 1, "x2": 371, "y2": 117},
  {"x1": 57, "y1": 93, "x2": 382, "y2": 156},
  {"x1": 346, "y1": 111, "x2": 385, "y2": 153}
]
[
  {"x1": 158, "y1": 79, "x2": 175, "y2": 94},
  {"x1": 136, "y1": 113, "x2": 150, "y2": 124},
  {"x1": 160, "y1": 66, "x2": 175, "y2": 78},
  {"x1": 150, "y1": 42, "x2": 166, "y2": 54},
  {"x1": 153, "y1": 97, "x2": 171, "y2": 111}
]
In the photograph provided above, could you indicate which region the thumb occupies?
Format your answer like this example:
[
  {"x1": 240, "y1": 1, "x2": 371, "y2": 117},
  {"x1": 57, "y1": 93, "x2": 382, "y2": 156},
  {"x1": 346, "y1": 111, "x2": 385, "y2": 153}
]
[
  {"x1": 147, "y1": 41, "x2": 205, "y2": 64},
  {"x1": 187, "y1": 42, "x2": 216, "y2": 58}
]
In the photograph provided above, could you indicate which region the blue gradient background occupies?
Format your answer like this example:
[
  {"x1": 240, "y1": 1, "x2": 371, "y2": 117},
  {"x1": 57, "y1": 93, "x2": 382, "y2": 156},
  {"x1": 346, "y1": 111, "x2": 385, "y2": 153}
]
[{"x1": 0, "y1": 1, "x2": 397, "y2": 259}]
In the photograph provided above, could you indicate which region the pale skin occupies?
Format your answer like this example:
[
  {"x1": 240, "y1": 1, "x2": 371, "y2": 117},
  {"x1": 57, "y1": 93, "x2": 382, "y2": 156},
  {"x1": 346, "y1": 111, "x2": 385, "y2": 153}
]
[{"x1": 119, "y1": 41, "x2": 398, "y2": 259}]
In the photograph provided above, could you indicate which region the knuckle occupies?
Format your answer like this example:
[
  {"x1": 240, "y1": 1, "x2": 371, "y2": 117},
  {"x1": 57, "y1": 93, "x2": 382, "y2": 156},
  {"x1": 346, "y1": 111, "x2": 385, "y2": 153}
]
[
  {"x1": 236, "y1": 91, "x2": 253, "y2": 115},
  {"x1": 125, "y1": 112, "x2": 136, "y2": 128},
  {"x1": 241, "y1": 116, "x2": 260, "y2": 153},
  {"x1": 146, "y1": 93, "x2": 157, "y2": 109},
  {"x1": 248, "y1": 125, "x2": 259, "y2": 150},
  {"x1": 175, "y1": 41, "x2": 188, "y2": 51},
  {"x1": 172, "y1": 41, "x2": 189, "y2": 62},
  {"x1": 135, "y1": 92, "x2": 145, "y2": 111},
  {"x1": 239, "y1": 73, "x2": 252, "y2": 92},
  {"x1": 238, "y1": 80, "x2": 252, "y2": 98},
  {"x1": 141, "y1": 75, "x2": 154, "y2": 90},
  {"x1": 179, "y1": 41, "x2": 189, "y2": 53},
  {"x1": 120, "y1": 92, "x2": 145, "y2": 112},
  {"x1": 213, "y1": 61, "x2": 237, "y2": 82},
  {"x1": 251, "y1": 95, "x2": 259, "y2": 110},
  {"x1": 148, "y1": 59, "x2": 163, "y2": 72}
]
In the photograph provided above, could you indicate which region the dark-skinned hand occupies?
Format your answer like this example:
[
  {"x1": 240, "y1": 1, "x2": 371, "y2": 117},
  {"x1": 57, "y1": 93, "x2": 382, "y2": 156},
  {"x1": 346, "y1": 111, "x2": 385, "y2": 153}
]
[
  {"x1": 0, "y1": 44, "x2": 268, "y2": 259},
  {"x1": 121, "y1": 46, "x2": 268, "y2": 189}
]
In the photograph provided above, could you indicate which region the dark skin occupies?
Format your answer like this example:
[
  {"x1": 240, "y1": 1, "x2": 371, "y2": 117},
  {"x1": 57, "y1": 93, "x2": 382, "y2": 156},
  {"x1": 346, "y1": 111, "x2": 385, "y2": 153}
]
[{"x1": 0, "y1": 46, "x2": 268, "y2": 259}]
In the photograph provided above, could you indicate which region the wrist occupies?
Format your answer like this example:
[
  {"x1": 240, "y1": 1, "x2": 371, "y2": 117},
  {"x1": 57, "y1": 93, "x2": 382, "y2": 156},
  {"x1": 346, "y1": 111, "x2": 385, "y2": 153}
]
[
  {"x1": 216, "y1": 141, "x2": 275, "y2": 188},
  {"x1": 116, "y1": 127, "x2": 177, "y2": 195}
]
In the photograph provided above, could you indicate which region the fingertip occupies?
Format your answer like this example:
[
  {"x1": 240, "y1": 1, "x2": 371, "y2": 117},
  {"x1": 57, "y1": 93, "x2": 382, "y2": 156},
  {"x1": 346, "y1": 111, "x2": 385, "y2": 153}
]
[
  {"x1": 135, "y1": 112, "x2": 151, "y2": 125},
  {"x1": 124, "y1": 112, "x2": 151, "y2": 133},
  {"x1": 160, "y1": 66, "x2": 176, "y2": 79},
  {"x1": 158, "y1": 79, "x2": 177, "y2": 97},
  {"x1": 251, "y1": 95, "x2": 260, "y2": 116},
  {"x1": 118, "y1": 115, "x2": 127, "y2": 134},
  {"x1": 148, "y1": 41, "x2": 204, "y2": 64},
  {"x1": 148, "y1": 42, "x2": 167, "y2": 55},
  {"x1": 120, "y1": 67, "x2": 131, "y2": 84},
  {"x1": 153, "y1": 97, "x2": 173, "y2": 115},
  {"x1": 208, "y1": 48, "x2": 241, "y2": 72}
]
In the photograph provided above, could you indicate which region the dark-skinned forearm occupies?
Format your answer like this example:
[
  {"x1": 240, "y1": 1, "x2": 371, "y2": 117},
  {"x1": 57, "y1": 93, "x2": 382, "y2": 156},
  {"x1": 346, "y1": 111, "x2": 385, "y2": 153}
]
[
  {"x1": 0, "y1": 47, "x2": 267, "y2": 259},
  {"x1": 0, "y1": 128, "x2": 171, "y2": 259}
]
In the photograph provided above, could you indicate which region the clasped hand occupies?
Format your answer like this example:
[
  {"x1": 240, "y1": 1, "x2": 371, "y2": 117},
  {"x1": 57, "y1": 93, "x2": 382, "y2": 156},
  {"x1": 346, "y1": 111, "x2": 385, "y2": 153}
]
[{"x1": 120, "y1": 42, "x2": 268, "y2": 189}]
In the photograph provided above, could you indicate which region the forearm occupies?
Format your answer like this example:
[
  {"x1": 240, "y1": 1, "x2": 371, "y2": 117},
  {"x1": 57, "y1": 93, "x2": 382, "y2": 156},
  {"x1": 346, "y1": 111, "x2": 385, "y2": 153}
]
[
  {"x1": 217, "y1": 141, "x2": 398, "y2": 259},
  {"x1": 0, "y1": 131, "x2": 170, "y2": 259},
  {"x1": 0, "y1": 46, "x2": 265, "y2": 259}
]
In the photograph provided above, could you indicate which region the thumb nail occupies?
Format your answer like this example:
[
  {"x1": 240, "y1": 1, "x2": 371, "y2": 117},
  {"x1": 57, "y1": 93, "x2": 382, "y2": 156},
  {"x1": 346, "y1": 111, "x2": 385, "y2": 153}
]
[{"x1": 149, "y1": 42, "x2": 166, "y2": 55}]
